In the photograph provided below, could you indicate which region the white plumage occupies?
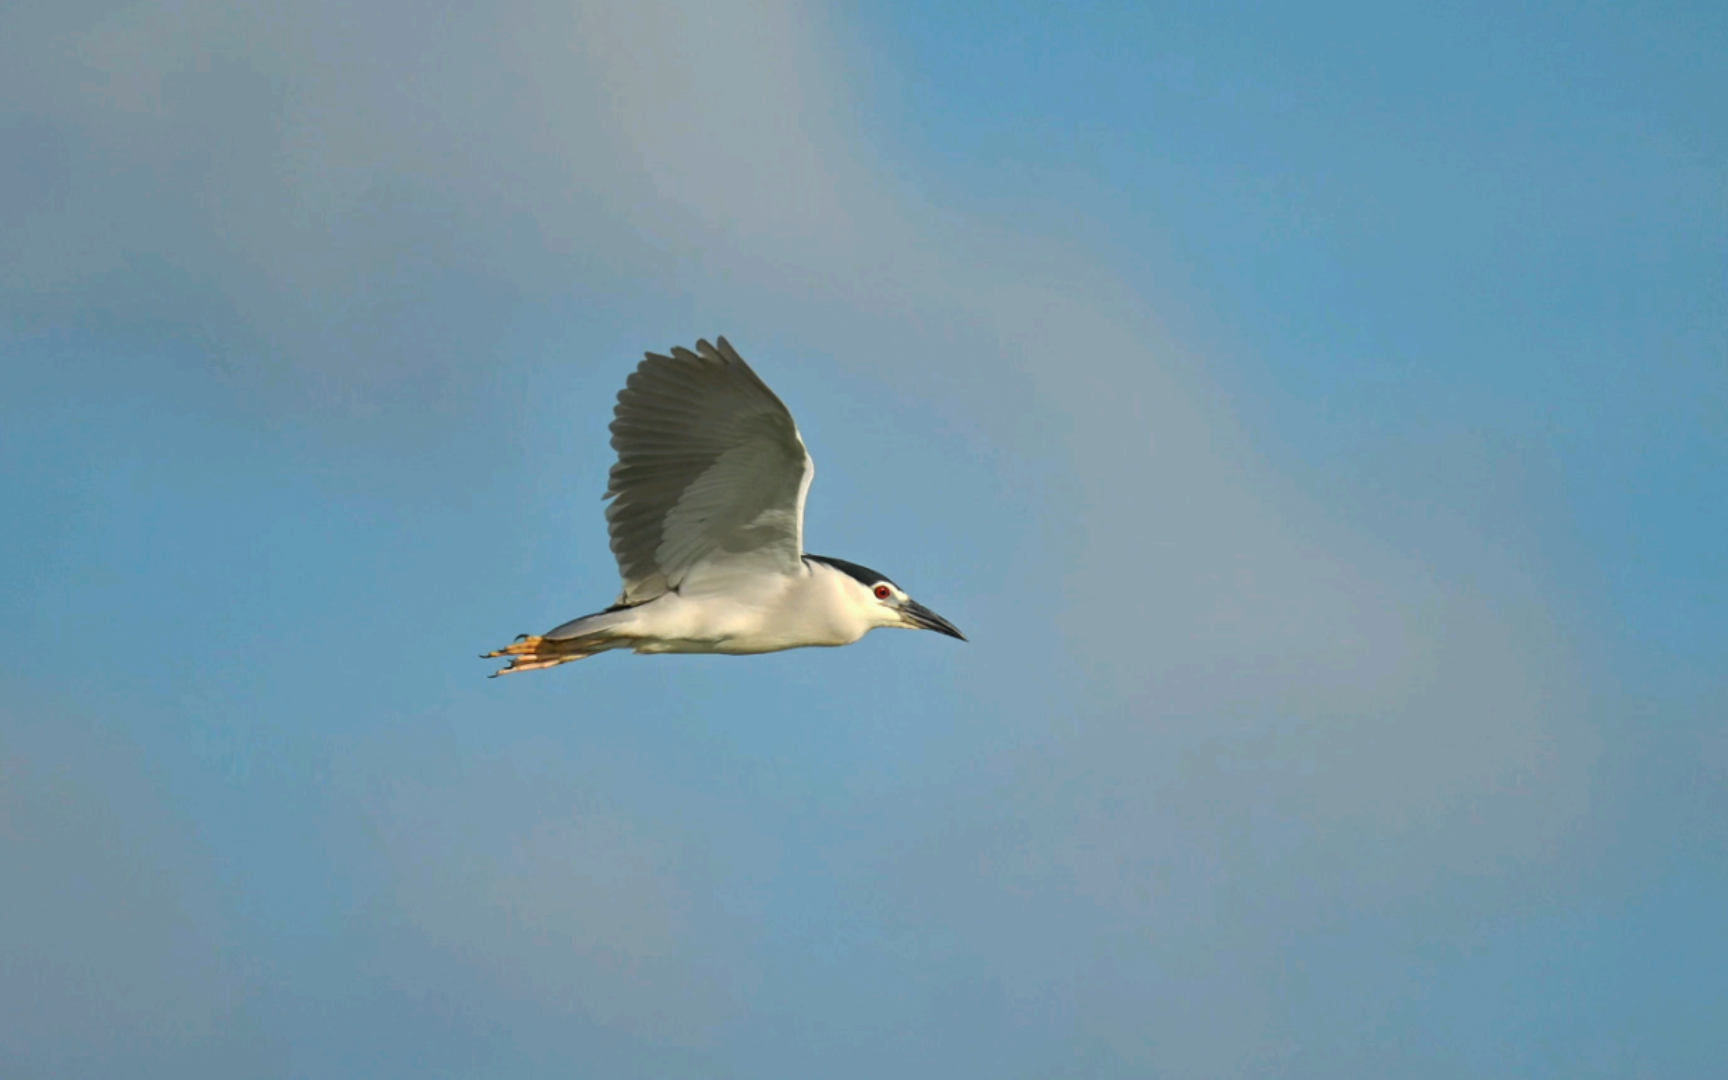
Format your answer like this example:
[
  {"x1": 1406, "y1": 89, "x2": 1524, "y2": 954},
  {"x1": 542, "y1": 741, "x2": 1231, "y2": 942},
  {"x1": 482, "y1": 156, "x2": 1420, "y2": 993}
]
[{"x1": 485, "y1": 338, "x2": 964, "y2": 676}]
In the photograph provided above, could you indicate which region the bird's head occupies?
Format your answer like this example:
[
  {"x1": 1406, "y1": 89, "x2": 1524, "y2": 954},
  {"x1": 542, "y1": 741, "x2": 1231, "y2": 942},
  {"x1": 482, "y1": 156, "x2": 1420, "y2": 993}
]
[{"x1": 807, "y1": 555, "x2": 966, "y2": 641}]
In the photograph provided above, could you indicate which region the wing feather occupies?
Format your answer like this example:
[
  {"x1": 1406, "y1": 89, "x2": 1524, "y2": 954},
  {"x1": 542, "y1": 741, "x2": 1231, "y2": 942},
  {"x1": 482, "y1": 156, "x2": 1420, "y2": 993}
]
[{"x1": 604, "y1": 338, "x2": 813, "y2": 604}]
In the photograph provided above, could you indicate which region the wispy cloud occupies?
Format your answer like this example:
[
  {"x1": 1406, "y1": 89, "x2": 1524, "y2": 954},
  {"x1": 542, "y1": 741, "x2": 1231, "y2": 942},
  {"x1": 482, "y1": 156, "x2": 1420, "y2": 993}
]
[
  {"x1": 2, "y1": 1, "x2": 1618, "y2": 1074},
  {"x1": 0, "y1": 713, "x2": 276, "y2": 1077},
  {"x1": 339, "y1": 738, "x2": 760, "y2": 1045}
]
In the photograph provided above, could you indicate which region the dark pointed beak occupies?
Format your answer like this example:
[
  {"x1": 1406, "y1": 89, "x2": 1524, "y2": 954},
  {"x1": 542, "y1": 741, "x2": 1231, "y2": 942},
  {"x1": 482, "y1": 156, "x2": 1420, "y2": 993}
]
[{"x1": 902, "y1": 599, "x2": 966, "y2": 641}]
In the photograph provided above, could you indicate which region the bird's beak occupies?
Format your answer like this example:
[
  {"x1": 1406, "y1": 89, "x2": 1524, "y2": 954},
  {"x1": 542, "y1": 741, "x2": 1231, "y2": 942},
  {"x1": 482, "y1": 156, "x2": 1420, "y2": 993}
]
[{"x1": 902, "y1": 599, "x2": 966, "y2": 641}]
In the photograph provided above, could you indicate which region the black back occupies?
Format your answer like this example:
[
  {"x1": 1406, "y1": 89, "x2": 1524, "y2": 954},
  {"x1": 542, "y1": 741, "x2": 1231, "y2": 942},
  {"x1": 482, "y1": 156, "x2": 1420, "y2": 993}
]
[{"x1": 805, "y1": 554, "x2": 895, "y2": 589}]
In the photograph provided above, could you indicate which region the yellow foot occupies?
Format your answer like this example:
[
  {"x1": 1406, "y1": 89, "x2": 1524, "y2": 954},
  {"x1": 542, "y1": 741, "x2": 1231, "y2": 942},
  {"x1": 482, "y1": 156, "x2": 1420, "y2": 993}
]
[
  {"x1": 481, "y1": 635, "x2": 593, "y2": 677},
  {"x1": 483, "y1": 634, "x2": 546, "y2": 657}
]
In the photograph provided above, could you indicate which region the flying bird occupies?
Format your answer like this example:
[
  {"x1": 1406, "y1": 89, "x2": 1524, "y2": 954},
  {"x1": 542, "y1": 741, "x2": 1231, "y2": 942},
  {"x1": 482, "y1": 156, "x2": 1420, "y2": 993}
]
[{"x1": 485, "y1": 338, "x2": 965, "y2": 676}]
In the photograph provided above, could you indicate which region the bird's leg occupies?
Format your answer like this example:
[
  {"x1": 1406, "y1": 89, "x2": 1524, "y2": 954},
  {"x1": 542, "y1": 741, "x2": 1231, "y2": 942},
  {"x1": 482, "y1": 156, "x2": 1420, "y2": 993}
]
[{"x1": 482, "y1": 634, "x2": 593, "y2": 676}]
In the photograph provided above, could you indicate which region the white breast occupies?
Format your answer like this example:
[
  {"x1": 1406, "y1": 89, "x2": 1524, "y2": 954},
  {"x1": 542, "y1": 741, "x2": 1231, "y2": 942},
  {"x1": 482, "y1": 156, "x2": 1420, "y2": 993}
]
[{"x1": 621, "y1": 563, "x2": 869, "y2": 654}]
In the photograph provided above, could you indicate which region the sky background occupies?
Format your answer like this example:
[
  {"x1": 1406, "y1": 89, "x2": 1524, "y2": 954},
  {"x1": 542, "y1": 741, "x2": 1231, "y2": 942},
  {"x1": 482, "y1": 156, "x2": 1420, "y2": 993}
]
[{"x1": 2, "y1": 1, "x2": 1724, "y2": 1076}]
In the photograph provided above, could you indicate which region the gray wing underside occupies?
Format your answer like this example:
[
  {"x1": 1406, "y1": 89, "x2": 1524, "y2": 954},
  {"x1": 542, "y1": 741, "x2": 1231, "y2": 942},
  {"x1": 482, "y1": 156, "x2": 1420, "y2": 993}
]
[{"x1": 605, "y1": 338, "x2": 814, "y2": 605}]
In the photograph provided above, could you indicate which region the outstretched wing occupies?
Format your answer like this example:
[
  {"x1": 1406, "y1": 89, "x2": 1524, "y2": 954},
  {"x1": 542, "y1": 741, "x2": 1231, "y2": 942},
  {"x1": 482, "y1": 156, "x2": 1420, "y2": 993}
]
[{"x1": 604, "y1": 337, "x2": 814, "y2": 605}]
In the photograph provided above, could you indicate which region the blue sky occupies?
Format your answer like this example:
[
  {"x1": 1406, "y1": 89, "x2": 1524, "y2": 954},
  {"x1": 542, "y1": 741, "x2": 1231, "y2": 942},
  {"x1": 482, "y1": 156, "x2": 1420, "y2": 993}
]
[{"x1": 3, "y1": 1, "x2": 1724, "y2": 1076}]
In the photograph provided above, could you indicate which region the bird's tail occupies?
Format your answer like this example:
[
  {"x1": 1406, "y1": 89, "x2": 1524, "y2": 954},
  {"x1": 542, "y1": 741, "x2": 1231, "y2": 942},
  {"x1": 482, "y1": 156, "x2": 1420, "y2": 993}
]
[{"x1": 482, "y1": 609, "x2": 633, "y2": 677}]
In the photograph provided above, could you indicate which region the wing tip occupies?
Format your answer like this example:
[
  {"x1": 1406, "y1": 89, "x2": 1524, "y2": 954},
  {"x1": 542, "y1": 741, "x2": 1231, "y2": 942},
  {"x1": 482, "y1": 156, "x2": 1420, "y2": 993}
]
[{"x1": 637, "y1": 336, "x2": 745, "y2": 372}]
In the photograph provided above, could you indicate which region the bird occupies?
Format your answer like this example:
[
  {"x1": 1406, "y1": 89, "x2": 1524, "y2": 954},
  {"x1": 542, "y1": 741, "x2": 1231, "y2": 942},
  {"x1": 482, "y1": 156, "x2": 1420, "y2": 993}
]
[{"x1": 484, "y1": 337, "x2": 965, "y2": 676}]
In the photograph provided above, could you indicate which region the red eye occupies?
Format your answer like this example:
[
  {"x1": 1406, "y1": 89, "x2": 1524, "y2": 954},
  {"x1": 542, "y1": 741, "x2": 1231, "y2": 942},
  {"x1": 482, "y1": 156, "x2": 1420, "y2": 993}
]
[{"x1": 873, "y1": 584, "x2": 891, "y2": 600}]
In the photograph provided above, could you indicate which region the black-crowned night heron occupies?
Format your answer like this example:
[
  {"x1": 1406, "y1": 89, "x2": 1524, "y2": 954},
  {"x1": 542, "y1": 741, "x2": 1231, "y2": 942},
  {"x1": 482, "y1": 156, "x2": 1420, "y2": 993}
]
[{"x1": 485, "y1": 338, "x2": 965, "y2": 676}]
